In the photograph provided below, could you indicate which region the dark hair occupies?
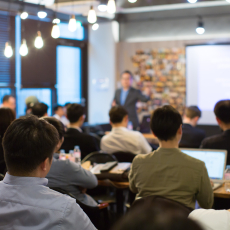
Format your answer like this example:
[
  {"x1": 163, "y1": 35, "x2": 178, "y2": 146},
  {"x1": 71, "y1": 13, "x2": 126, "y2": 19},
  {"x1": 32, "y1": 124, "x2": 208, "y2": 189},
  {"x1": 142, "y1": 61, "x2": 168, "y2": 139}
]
[
  {"x1": 111, "y1": 197, "x2": 203, "y2": 230},
  {"x1": 151, "y1": 105, "x2": 182, "y2": 141},
  {"x1": 67, "y1": 103, "x2": 84, "y2": 123},
  {"x1": 109, "y1": 106, "x2": 128, "y2": 124},
  {"x1": 32, "y1": 102, "x2": 48, "y2": 118},
  {"x1": 53, "y1": 105, "x2": 63, "y2": 113},
  {"x1": 185, "y1": 106, "x2": 201, "y2": 119},
  {"x1": 65, "y1": 102, "x2": 71, "y2": 107},
  {"x1": 43, "y1": 117, "x2": 65, "y2": 140},
  {"x1": 214, "y1": 100, "x2": 230, "y2": 124},
  {"x1": 2, "y1": 95, "x2": 14, "y2": 103},
  {"x1": 0, "y1": 108, "x2": 16, "y2": 139},
  {"x1": 3, "y1": 115, "x2": 59, "y2": 174},
  {"x1": 121, "y1": 70, "x2": 133, "y2": 79}
]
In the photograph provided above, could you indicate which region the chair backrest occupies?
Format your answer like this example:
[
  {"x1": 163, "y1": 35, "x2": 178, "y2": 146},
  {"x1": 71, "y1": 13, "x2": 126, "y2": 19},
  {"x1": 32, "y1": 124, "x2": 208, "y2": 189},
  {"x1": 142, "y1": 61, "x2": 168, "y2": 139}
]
[
  {"x1": 81, "y1": 151, "x2": 117, "y2": 164},
  {"x1": 132, "y1": 195, "x2": 193, "y2": 217},
  {"x1": 89, "y1": 133, "x2": 101, "y2": 148},
  {"x1": 112, "y1": 152, "x2": 136, "y2": 163}
]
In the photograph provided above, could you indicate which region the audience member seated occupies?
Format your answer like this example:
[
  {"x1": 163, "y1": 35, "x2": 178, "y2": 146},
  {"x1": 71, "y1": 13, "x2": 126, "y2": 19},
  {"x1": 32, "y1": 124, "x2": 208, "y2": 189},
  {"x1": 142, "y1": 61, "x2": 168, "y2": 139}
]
[
  {"x1": 129, "y1": 105, "x2": 213, "y2": 210},
  {"x1": 1, "y1": 95, "x2": 16, "y2": 111},
  {"x1": 0, "y1": 108, "x2": 15, "y2": 174},
  {"x1": 25, "y1": 96, "x2": 39, "y2": 115},
  {"x1": 101, "y1": 106, "x2": 152, "y2": 155},
  {"x1": 189, "y1": 209, "x2": 230, "y2": 230},
  {"x1": 111, "y1": 194, "x2": 203, "y2": 230},
  {"x1": 0, "y1": 115, "x2": 96, "y2": 230},
  {"x1": 180, "y1": 106, "x2": 205, "y2": 148},
  {"x1": 44, "y1": 117, "x2": 98, "y2": 207},
  {"x1": 61, "y1": 103, "x2": 99, "y2": 159},
  {"x1": 201, "y1": 100, "x2": 230, "y2": 165},
  {"x1": 53, "y1": 104, "x2": 69, "y2": 127},
  {"x1": 32, "y1": 102, "x2": 48, "y2": 118}
]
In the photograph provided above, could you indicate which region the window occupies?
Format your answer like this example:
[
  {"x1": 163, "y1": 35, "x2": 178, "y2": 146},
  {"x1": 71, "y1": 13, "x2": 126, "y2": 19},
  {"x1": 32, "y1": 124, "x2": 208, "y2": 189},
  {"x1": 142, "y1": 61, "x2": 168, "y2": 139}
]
[{"x1": 56, "y1": 45, "x2": 81, "y2": 105}]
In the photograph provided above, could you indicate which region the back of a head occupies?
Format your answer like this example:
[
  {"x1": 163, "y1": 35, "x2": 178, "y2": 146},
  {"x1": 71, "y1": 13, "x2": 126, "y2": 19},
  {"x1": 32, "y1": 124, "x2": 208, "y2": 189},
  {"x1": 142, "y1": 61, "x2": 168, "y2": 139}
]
[
  {"x1": 111, "y1": 200, "x2": 203, "y2": 230},
  {"x1": 3, "y1": 115, "x2": 59, "y2": 175},
  {"x1": 185, "y1": 106, "x2": 202, "y2": 119},
  {"x1": 2, "y1": 95, "x2": 12, "y2": 103},
  {"x1": 67, "y1": 103, "x2": 84, "y2": 123},
  {"x1": 151, "y1": 105, "x2": 182, "y2": 141},
  {"x1": 53, "y1": 105, "x2": 63, "y2": 113},
  {"x1": 214, "y1": 100, "x2": 230, "y2": 124},
  {"x1": 32, "y1": 103, "x2": 48, "y2": 118},
  {"x1": 0, "y1": 108, "x2": 15, "y2": 138},
  {"x1": 43, "y1": 117, "x2": 65, "y2": 140},
  {"x1": 109, "y1": 106, "x2": 128, "y2": 124},
  {"x1": 25, "y1": 96, "x2": 39, "y2": 105}
]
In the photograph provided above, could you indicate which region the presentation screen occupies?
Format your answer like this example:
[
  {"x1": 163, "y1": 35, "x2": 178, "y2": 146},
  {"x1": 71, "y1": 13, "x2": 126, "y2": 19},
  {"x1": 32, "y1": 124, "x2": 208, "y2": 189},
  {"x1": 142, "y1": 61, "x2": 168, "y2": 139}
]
[{"x1": 186, "y1": 44, "x2": 230, "y2": 125}]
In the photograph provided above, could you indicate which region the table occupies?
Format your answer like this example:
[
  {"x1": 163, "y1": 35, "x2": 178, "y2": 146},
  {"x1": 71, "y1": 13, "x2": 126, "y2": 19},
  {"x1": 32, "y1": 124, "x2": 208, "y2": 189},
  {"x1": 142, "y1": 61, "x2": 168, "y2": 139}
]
[{"x1": 213, "y1": 183, "x2": 230, "y2": 199}]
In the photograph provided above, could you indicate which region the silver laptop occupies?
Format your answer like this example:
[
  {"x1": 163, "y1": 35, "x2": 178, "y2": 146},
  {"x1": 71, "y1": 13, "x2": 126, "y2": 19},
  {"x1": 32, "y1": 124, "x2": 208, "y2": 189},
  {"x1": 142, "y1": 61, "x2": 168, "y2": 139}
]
[{"x1": 180, "y1": 148, "x2": 227, "y2": 190}]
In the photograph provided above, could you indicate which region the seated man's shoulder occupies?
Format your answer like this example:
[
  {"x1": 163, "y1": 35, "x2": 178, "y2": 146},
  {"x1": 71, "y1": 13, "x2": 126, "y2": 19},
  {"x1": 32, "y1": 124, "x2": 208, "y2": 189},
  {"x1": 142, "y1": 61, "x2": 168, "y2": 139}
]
[
  {"x1": 133, "y1": 151, "x2": 155, "y2": 164},
  {"x1": 201, "y1": 133, "x2": 223, "y2": 147}
]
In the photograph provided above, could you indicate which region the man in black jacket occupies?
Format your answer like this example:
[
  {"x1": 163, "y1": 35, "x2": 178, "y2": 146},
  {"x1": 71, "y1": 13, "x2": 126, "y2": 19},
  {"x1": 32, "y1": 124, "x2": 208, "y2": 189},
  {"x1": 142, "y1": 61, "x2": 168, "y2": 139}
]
[
  {"x1": 180, "y1": 106, "x2": 205, "y2": 148},
  {"x1": 61, "y1": 104, "x2": 99, "y2": 159},
  {"x1": 201, "y1": 100, "x2": 230, "y2": 165},
  {"x1": 112, "y1": 71, "x2": 150, "y2": 130}
]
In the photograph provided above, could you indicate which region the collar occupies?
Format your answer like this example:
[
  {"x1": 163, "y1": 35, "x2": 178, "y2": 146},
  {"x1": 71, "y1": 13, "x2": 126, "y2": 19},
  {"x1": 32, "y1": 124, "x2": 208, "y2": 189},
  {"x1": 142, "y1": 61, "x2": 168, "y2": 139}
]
[
  {"x1": 121, "y1": 87, "x2": 130, "y2": 92},
  {"x1": 157, "y1": 147, "x2": 181, "y2": 153},
  {"x1": 111, "y1": 127, "x2": 128, "y2": 132},
  {"x1": 183, "y1": 123, "x2": 193, "y2": 127},
  {"x1": 68, "y1": 126, "x2": 82, "y2": 133},
  {"x1": 3, "y1": 173, "x2": 48, "y2": 186},
  {"x1": 53, "y1": 114, "x2": 60, "y2": 119},
  {"x1": 223, "y1": 129, "x2": 230, "y2": 135}
]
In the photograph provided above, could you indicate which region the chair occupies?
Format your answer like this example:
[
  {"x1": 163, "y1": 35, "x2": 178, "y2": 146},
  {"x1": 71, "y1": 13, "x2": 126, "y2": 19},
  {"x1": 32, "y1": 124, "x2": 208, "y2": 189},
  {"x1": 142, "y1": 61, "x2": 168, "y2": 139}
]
[
  {"x1": 50, "y1": 187, "x2": 110, "y2": 230},
  {"x1": 112, "y1": 152, "x2": 136, "y2": 163},
  {"x1": 81, "y1": 151, "x2": 117, "y2": 164},
  {"x1": 89, "y1": 133, "x2": 101, "y2": 148},
  {"x1": 132, "y1": 195, "x2": 193, "y2": 217}
]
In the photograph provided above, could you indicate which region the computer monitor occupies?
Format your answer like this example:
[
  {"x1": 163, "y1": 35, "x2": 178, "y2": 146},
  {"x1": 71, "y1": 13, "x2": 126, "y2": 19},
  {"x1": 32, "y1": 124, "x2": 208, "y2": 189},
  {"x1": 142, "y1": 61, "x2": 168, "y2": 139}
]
[{"x1": 180, "y1": 149, "x2": 227, "y2": 181}]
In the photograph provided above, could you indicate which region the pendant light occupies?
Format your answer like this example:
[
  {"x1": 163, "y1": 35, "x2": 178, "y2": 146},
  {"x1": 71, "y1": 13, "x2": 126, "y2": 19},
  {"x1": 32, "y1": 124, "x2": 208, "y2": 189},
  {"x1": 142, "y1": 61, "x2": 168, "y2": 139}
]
[
  {"x1": 19, "y1": 39, "x2": 28, "y2": 56},
  {"x1": 51, "y1": 24, "x2": 60, "y2": 39},
  {"x1": 20, "y1": 0, "x2": 29, "y2": 20},
  {"x1": 196, "y1": 16, "x2": 205, "y2": 35},
  {"x1": 4, "y1": 42, "x2": 13, "y2": 58},
  {"x1": 88, "y1": 6, "x2": 97, "y2": 24},
  {"x1": 34, "y1": 31, "x2": 44, "y2": 49},
  {"x1": 107, "y1": 0, "x2": 116, "y2": 14}
]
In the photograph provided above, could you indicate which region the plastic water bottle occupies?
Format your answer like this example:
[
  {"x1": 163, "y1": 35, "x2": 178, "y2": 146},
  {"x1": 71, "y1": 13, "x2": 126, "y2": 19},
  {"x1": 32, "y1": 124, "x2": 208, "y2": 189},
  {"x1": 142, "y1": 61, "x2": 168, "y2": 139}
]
[
  {"x1": 127, "y1": 121, "x2": 133, "y2": 130},
  {"x1": 59, "y1": 149, "x2": 66, "y2": 161},
  {"x1": 74, "y1": 146, "x2": 81, "y2": 163}
]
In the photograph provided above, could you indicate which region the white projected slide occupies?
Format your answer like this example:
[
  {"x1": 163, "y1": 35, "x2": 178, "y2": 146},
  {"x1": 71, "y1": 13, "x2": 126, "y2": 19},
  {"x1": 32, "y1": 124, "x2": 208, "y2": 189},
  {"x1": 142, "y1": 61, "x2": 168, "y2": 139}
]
[{"x1": 186, "y1": 45, "x2": 230, "y2": 125}]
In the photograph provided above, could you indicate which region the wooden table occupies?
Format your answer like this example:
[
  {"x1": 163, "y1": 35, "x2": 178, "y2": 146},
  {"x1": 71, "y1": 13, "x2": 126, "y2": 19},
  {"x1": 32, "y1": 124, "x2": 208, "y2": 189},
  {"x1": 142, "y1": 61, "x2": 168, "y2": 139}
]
[{"x1": 214, "y1": 183, "x2": 230, "y2": 199}]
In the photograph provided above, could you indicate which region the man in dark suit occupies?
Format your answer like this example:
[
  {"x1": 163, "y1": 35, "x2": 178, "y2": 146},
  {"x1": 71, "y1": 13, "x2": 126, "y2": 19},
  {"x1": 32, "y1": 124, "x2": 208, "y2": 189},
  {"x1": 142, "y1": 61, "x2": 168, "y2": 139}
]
[
  {"x1": 112, "y1": 71, "x2": 150, "y2": 130},
  {"x1": 201, "y1": 100, "x2": 230, "y2": 165},
  {"x1": 61, "y1": 103, "x2": 99, "y2": 159},
  {"x1": 180, "y1": 106, "x2": 205, "y2": 148}
]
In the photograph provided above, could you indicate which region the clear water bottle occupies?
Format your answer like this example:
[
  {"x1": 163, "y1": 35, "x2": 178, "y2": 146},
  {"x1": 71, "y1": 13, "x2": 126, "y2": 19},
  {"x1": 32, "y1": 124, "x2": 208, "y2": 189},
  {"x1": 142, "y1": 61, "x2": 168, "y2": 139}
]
[
  {"x1": 127, "y1": 121, "x2": 133, "y2": 130},
  {"x1": 74, "y1": 146, "x2": 81, "y2": 163},
  {"x1": 59, "y1": 149, "x2": 66, "y2": 161}
]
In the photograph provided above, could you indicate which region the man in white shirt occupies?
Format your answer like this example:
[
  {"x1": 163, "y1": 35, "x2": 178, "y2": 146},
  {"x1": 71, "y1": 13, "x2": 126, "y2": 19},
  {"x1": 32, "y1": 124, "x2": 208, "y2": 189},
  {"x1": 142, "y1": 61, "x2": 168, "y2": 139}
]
[
  {"x1": 101, "y1": 105, "x2": 152, "y2": 155},
  {"x1": 189, "y1": 209, "x2": 230, "y2": 230},
  {"x1": 53, "y1": 104, "x2": 70, "y2": 127}
]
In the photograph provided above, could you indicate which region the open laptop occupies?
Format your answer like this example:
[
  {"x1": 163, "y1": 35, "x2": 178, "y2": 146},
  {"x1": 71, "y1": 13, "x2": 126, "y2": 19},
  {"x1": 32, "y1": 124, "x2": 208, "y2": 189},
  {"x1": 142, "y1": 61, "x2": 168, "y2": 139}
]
[{"x1": 180, "y1": 148, "x2": 227, "y2": 190}]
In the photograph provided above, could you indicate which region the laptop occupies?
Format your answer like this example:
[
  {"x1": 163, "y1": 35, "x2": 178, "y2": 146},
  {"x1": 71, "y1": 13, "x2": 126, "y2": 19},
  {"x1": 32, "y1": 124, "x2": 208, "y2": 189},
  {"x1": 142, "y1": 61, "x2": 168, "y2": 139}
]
[{"x1": 180, "y1": 148, "x2": 227, "y2": 190}]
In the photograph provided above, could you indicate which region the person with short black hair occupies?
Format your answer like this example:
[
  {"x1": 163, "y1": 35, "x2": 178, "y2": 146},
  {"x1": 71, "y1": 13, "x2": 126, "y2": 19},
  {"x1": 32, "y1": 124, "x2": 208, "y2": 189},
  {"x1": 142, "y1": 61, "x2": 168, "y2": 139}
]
[
  {"x1": 61, "y1": 103, "x2": 99, "y2": 159},
  {"x1": 0, "y1": 115, "x2": 96, "y2": 230},
  {"x1": 53, "y1": 104, "x2": 69, "y2": 126},
  {"x1": 111, "y1": 195, "x2": 204, "y2": 230},
  {"x1": 201, "y1": 100, "x2": 230, "y2": 165},
  {"x1": 1, "y1": 95, "x2": 16, "y2": 110},
  {"x1": 32, "y1": 102, "x2": 48, "y2": 118},
  {"x1": 0, "y1": 108, "x2": 15, "y2": 174},
  {"x1": 180, "y1": 106, "x2": 206, "y2": 148},
  {"x1": 129, "y1": 105, "x2": 213, "y2": 210},
  {"x1": 112, "y1": 70, "x2": 150, "y2": 130},
  {"x1": 44, "y1": 117, "x2": 98, "y2": 207},
  {"x1": 101, "y1": 106, "x2": 152, "y2": 154}
]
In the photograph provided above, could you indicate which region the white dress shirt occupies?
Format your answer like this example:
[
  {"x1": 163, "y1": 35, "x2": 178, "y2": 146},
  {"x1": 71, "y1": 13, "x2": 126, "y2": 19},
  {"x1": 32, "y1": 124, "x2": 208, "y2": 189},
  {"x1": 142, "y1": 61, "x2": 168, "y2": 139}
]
[
  {"x1": 53, "y1": 114, "x2": 70, "y2": 127},
  {"x1": 189, "y1": 209, "x2": 230, "y2": 230},
  {"x1": 101, "y1": 127, "x2": 152, "y2": 155},
  {"x1": 0, "y1": 173, "x2": 96, "y2": 230}
]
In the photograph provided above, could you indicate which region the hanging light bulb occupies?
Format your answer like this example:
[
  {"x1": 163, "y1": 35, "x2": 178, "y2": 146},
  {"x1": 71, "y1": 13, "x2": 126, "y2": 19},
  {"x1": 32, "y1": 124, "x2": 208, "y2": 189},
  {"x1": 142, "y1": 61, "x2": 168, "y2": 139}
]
[
  {"x1": 98, "y1": 4, "x2": 107, "y2": 12},
  {"x1": 226, "y1": 0, "x2": 230, "y2": 2},
  {"x1": 196, "y1": 19, "x2": 205, "y2": 35},
  {"x1": 53, "y1": 18, "x2": 60, "y2": 24},
  {"x1": 4, "y1": 42, "x2": 13, "y2": 58},
  {"x1": 128, "y1": 0, "x2": 137, "y2": 3},
  {"x1": 19, "y1": 39, "x2": 28, "y2": 56},
  {"x1": 107, "y1": 0, "x2": 116, "y2": 14},
  {"x1": 68, "y1": 15, "x2": 78, "y2": 32},
  {"x1": 88, "y1": 6, "x2": 97, "y2": 24},
  {"x1": 92, "y1": 23, "x2": 99, "y2": 31},
  {"x1": 34, "y1": 31, "x2": 44, "y2": 49},
  {"x1": 51, "y1": 24, "x2": 60, "y2": 39},
  {"x1": 20, "y1": 11, "x2": 28, "y2": 20},
  {"x1": 188, "y1": 0, "x2": 197, "y2": 3},
  {"x1": 37, "y1": 5, "x2": 47, "y2": 19}
]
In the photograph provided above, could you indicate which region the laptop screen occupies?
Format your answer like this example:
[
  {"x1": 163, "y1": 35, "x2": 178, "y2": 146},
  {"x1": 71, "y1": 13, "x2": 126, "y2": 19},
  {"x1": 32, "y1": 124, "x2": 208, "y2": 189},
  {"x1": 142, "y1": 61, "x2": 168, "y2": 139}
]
[{"x1": 180, "y1": 149, "x2": 226, "y2": 180}]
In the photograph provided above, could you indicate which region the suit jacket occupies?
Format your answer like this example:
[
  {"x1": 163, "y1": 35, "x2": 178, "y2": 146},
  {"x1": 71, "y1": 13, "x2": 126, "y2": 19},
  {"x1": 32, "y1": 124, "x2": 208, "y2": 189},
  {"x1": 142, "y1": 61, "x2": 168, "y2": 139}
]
[
  {"x1": 61, "y1": 128, "x2": 100, "y2": 160},
  {"x1": 114, "y1": 87, "x2": 149, "y2": 129},
  {"x1": 180, "y1": 124, "x2": 206, "y2": 148},
  {"x1": 200, "y1": 129, "x2": 230, "y2": 165}
]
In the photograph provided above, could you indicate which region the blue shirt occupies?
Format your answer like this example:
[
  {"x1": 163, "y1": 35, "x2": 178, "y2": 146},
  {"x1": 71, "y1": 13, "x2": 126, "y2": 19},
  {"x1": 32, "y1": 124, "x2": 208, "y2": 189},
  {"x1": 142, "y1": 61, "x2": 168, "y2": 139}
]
[
  {"x1": 47, "y1": 158, "x2": 98, "y2": 207},
  {"x1": 0, "y1": 173, "x2": 96, "y2": 230},
  {"x1": 120, "y1": 88, "x2": 130, "y2": 105}
]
